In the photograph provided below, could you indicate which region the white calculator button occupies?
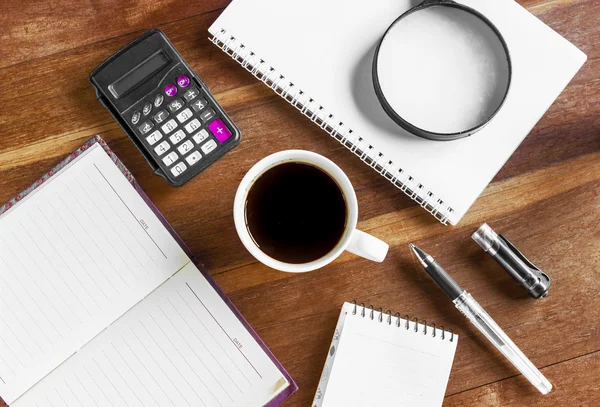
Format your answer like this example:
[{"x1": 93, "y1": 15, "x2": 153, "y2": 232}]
[
  {"x1": 201, "y1": 139, "x2": 218, "y2": 154},
  {"x1": 176, "y1": 108, "x2": 193, "y2": 123},
  {"x1": 192, "y1": 129, "x2": 209, "y2": 144},
  {"x1": 154, "y1": 140, "x2": 171, "y2": 156},
  {"x1": 184, "y1": 118, "x2": 201, "y2": 133},
  {"x1": 162, "y1": 152, "x2": 178, "y2": 166},
  {"x1": 169, "y1": 130, "x2": 186, "y2": 145},
  {"x1": 161, "y1": 119, "x2": 178, "y2": 134},
  {"x1": 145, "y1": 130, "x2": 163, "y2": 146},
  {"x1": 185, "y1": 151, "x2": 202, "y2": 166},
  {"x1": 177, "y1": 140, "x2": 194, "y2": 155},
  {"x1": 171, "y1": 162, "x2": 188, "y2": 177}
]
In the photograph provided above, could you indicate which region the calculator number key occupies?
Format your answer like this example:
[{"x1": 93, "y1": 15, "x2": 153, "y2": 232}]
[
  {"x1": 177, "y1": 140, "x2": 194, "y2": 155},
  {"x1": 184, "y1": 119, "x2": 201, "y2": 133},
  {"x1": 176, "y1": 108, "x2": 193, "y2": 123},
  {"x1": 191, "y1": 98, "x2": 208, "y2": 112},
  {"x1": 201, "y1": 139, "x2": 218, "y2": 155},
  {"x1": 185, "y1": 151, "x2": 202, "y2": 166},
  {"x1": 168, "y1": 98, "x2": 184, "y2": 113},
  {"x1": 161, "y1": 119, "x2": 178, "y2": 134},
  {"x1": 192, "y1": 129, "x2": 209, "y2": 145},
  {"x1": 169, "y1": 129, "x2": 186, "y2": 145},
  {"x1": 183, "y1": 87, "x2": 199, "y2": 102},
  {"x1": 171, "y1": 162, "x2": 188, "y2": 177},
  {"x1": 153, "y1": 110, "x2": 169, "y2": 124},
  {"x1": 154, "y1": 141, "x2": 171, "y2": 156},
  {"x1": 138, "y1": 121, "x2": 154, "y2": 135},
  {"x1": 162, "y1": 152, "x2": 178, "y2": 166},
  {"x1": 145, "y1": 130, "x2": 163, "y2": 146}
]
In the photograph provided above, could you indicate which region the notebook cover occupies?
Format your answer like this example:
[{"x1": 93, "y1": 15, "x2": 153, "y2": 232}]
[{"x1": 0, "y1": 136, "x2": 298, "y2": 407}]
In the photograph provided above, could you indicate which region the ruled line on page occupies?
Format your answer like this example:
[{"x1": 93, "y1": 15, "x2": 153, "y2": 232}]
[
  {"x1": 62, "y1": 184, "x2": 139, "y2": 285},
  {"x1": 149, "y1": 309, "x2": 235, "y2": 403},
  {"x1": 138, "y1": 320, "x2": 209, "y2": 407},
  {"x1": 93, "y1": 163, "x2": 167, "y2": 259},
  {"x1": 155, "y1": 304, "x2": 242, "y2": 397},
  {"x1": 54, "y1": 194, "x2": 125, "y2": 293},
  {"x1": 120, "y1": 336, "x2": 175, "y2": 407},
  {"x1": 185, "y1": 283, "x2": 263, "y2": 379},
  {"x1": 101, "y1": 348, "x2": 146, "y2": 407},
  {"x1": 168, "y1": 295, "x2": 251, "y2": 389},
  {"x1": 27, "y1": 209, "x2": 93, "y2": 318},
  {"x1": 85, "y1": 171, "x2": 159, "y2": 269}
]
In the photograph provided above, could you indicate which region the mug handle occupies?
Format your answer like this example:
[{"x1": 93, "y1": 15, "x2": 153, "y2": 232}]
[{"x1": 346, "y1": 230, "x2": 389, "y2": 262}]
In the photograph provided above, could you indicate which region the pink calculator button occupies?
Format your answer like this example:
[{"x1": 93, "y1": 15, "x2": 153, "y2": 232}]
[
  {"x1": 177, "y1": 75, "x2": 190, "y2": 87},
  {"x1": 208, "y1": 118, "x2": 232, "y2": 142},
  {"x1": 164, "y1": 84, "x2": 177, "y2": 97}
]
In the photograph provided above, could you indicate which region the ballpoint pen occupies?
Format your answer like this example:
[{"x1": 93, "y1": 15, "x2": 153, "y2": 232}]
[{"x1": 409, "y1": 243, "x2": 553, "y2": 395}]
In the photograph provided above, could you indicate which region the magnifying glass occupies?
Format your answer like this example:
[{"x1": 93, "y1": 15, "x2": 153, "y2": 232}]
[{"x1": 373, "y1": 0, "x2": 512, "y2": 141}]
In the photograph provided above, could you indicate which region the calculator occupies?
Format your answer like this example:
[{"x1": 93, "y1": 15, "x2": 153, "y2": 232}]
[{"x1": 90, "y1": 29, "x2": 241, "y2": 186}]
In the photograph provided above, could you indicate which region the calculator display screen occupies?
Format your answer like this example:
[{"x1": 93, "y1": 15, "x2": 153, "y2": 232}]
[{"x1": 109, "y1": 51, "x2": 170, "y2": 98}]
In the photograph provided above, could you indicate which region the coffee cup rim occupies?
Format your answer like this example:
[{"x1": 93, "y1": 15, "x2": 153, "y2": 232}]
[{"x1": 233, "y1": 150, "x2": 358, "y2": 272}]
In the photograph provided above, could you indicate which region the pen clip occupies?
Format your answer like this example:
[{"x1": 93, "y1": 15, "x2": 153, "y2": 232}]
[{"x1": 498, "y1": 233, "x2": 551, "y2": 290}]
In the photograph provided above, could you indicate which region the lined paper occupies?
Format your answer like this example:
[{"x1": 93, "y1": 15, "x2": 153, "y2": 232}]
[
  {"x1": 0, "y1": 145, "x2": 190, "y2": 404},
  {"x1": 12, "y1": 263, "x2": 288, "y2": 407}
]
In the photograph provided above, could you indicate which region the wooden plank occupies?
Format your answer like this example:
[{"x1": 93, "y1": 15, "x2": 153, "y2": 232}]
[
  {"x1": 0, "y1": 0, "x2": 229, "y2": 69},
  {"x1": 443, "y1": 351, "x2": 600, "y2": 406}
]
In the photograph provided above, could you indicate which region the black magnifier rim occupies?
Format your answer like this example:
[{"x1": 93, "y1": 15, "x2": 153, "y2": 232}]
[{"x1": 373, "y1": 0, "x2": 512, "y2": 141}]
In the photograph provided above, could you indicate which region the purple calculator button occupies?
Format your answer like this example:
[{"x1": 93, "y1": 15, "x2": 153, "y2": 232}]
[
  {"x1": 164, "y1": 84, "x2": 177, "y2": 97},
  {"x1": 208, "y1": 118, "x2": 232, "y2": 143},
  {"x1": 177, "y1": 75, "x2": 190, "y2": 87}
]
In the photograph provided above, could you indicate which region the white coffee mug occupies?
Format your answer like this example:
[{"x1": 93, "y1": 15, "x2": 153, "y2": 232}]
[{"x1": 233, "y1": 150, "x2": 389, "y2": 272}]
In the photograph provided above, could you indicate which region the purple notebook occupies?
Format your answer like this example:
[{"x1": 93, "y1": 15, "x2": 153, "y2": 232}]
[{"x1": 0, "y1": 136, "x2": 297, "y2": 407}]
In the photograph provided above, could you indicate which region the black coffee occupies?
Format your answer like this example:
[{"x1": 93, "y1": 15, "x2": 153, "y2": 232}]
[{"x1": 245, "y1": 162, "x2": 347, "y2": 264}]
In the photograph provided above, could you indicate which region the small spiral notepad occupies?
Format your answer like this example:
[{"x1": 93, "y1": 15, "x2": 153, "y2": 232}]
[{"x1": 313, "y1": 302, "x2": 458, "y2": 407}]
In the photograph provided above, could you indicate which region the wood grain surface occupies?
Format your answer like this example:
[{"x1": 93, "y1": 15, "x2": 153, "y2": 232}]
[{"x1": 0, "y1": 0, "x2": 598, "y2": 406}]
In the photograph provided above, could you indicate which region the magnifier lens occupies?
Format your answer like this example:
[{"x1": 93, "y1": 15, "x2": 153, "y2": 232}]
[{"x1": 375, "y1": 5, "x2": 510, "y2": 138}]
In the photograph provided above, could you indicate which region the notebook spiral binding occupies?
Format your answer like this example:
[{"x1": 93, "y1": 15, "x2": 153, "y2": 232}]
[
  {"x1": 350, "y1": 300, "x2": 454, "y2": 342},
  {"x1": 210, "y1": 29, "x2": 454, "y2": 225}
]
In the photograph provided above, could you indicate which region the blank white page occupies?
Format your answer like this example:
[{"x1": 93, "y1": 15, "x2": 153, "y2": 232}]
[
  {"x1": 210, "y1": 0, "x2": 586, "y2": 223},
  {"x1": 12, "y1": 262, "x2": 289, "y2": 407},
  {"x1": 0, "y1": 144, "x2": 190, "y2": 404},
  {"x1": 319, "y1": 303, "x2": 457, "y2": 407}
]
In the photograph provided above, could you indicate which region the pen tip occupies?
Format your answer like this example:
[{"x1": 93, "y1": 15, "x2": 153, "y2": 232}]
[{"x1": 408, "y1": 243, "x2": 431, "y2": 268}]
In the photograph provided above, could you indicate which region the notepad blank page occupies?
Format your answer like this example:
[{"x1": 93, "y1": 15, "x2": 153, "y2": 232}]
[
  {"x1": 0, "y1": 145, "x2": 190, "y2": 404},
  {"x1": 12, "y1": 262, "x2": 288, "y2": 407},
  {"x1": 321, "y1": 303, "x2": 458, "y2": 407}
]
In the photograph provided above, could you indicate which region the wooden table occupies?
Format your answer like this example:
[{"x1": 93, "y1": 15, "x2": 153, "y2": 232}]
[{"x1": 0, "y1": 1, "x2": 598, "y2": 405}]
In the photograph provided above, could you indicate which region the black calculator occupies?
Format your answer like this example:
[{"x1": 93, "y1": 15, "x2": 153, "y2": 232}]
[{"x1": 90, "y1": 29, "x2": 241, "y2": 186}]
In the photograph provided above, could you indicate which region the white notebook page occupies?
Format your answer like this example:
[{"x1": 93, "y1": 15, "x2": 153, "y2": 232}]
[
  {"x1": 0, "y1": 145, "x2": 190, "y2": 404},
  {"x1": 318, "y1": 303, "x2": 457, "y2": 407},
  {"x1": 12, "y1": 263, "x2": 288, "y2": 407},
  {"x1": 210, "y1": 0, "x2": 586, "y2": 223}
]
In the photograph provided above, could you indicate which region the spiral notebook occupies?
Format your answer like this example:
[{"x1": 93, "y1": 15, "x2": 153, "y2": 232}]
[
  {"x1": 208, "y1": 0, "x2": 586, "y2": 225},
  {"x1": 0, "y1": 137, "x2": 296, "y2": 407},
  {"x1": 313, "y1": 302, "x2": 458, "y2": 407}
]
